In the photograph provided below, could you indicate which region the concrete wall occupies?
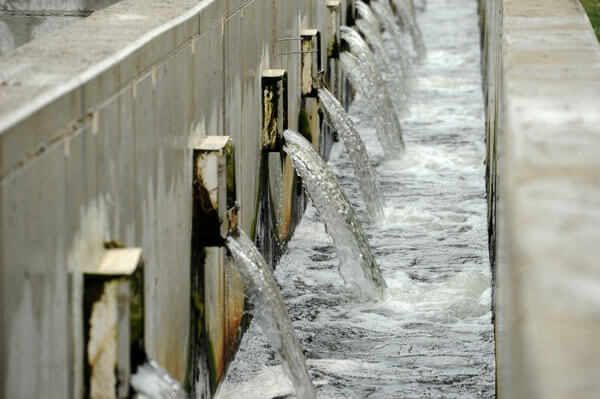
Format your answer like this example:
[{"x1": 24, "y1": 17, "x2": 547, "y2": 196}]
[
  {"x1": 482, "y1": 0, "x2": 600, "y2": 397},
  {"x1": 0, "y1": 0, "x2": 347, "y2": 396}
]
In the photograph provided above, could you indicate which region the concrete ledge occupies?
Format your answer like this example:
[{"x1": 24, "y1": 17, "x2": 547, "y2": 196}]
[{"x1": 485, "y1": 0, "x2": 600, "y2": 397}]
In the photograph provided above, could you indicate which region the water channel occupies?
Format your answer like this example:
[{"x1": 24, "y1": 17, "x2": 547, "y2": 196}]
[{"x1": 217, "y1": 0, "x2": 495, "y2": 397}]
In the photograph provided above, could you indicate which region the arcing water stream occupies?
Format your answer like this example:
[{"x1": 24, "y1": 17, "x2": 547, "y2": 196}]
[
  {"x1": 282, "y1": 130, "x2": 386, "y2": 299},
  {"x1": 318, "y1": 87, "x2": 384, "y2": 222},
  {"x1": 354, "y1": 0, "x2": 407, "y2": 112},
  {"x1": 226, "y1": 230, "x2": 316, "y2": 399},
  {"x1": 370, "y1": 0, "x2": 415, "y2": 84},
  {"x1": 339, "y1": 28, "x2": 405, "y2": 157},
  {"x1": 217, "y1": 0, "x2": 494, "y2": 397}
]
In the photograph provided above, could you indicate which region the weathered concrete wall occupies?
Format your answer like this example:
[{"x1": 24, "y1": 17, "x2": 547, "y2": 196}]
[
  {"x1": 0, "y1": 0, "x2": 347, "y2": 396},
  {"x1": 0, "y1": 0, "x2": 121, "y2": 55},
  {"x1": 482, "y1": 0, "x2": 600, "y2": 397}
]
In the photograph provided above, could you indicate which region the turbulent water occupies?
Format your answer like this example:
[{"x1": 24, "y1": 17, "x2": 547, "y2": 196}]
[
  {"x1": 225, "y1": 230, "x2": 316, "y2": 399},
  {"x1": 318, "y1": 87, "x2": 385, "y2": 221},
  {"x1": 218, "y1": 0, "x2": 494, "y2": 398}
]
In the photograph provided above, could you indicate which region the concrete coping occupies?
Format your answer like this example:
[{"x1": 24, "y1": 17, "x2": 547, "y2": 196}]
[
  {"x1": 262, "y1": 69, "x2": 288, "y2": 78},
  {"x1": 497, "y1": 0, "x2": 600, "y2": 397},
  {"x1": 84, "y1": 248, "x2": 142, "y2": 275},
  {"x1": 301, "y1": 29, "x2": 319, "y2": 37},
  {"x1": 198, "y1": 136, "x2": 232, "y2": 152}
]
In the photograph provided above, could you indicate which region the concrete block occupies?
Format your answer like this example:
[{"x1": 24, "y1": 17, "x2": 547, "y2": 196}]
[
  {"x1": 83, "y1": 248, "x2": 143, "y2": 399},
  {"x1": 261, "y1": 69, "x2": 287, "y2": 151},
  {"x1": 301, "y1": 29, "x2": 322, "y2": 96},
  {"x1": 191, "y1": 136, "x2": 242, "y2": 393}
]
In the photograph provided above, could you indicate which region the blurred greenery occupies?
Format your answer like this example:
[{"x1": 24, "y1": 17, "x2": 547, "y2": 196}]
[{"x1": 581, "y1": 0, "x2": 600, "y2": 41}]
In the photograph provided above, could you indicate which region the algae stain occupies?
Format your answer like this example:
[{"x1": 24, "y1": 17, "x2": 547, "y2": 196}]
[
  {"x1": 298, "y1": 109, "x2": 313, "y2": 143},
  {"x1": 327, "y1": 35, "x2": 340, "y2": 59}
]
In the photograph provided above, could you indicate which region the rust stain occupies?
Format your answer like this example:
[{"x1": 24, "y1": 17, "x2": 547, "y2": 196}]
[{"x1": 278, "y1": 156, "x2": 296, "y2": 241}]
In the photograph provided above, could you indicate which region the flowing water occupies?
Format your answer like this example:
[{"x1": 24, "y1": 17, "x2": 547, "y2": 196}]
[
  {"x1": 370, "y1": 0, "x2": 415, "y2": 84},
  {"x1": 392, "y1": 0, "x2": 427, "y2": 60},
  {"x1": 317, "y1": 87, "x2": 385, "y2": 222},
  {"x1": 218, "y1": 0, "x2": 494, "y2": 397},
  {"x1": 282, "y1": 130, "x2": 386, "y2": 299},
  {"x1": 225, "y1": 230, "x2": 316, "y2": 399},
  {"x1": 339, "y1": 27, "x2": 405, "y2": 157},
  {"x1": 354, "y1": 1, "x2": 407, "y2": 112}
]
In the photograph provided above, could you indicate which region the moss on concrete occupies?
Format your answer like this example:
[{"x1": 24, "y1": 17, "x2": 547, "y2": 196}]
[
  {"x1": 205, "y1": 334, "x2": 219, "y2": 391},
  {"x1": 327, "y1": 35, "x2": 339, "y2": 59},
  {"x1": 298, "y1": 108, "x2": 312, "y2": 142},
  {"x1": 581, "y1": 0, "x2": 600, "y2": 41},
  {"x1": 225, "y1": 141, "x2": 236, "y2": 208}
]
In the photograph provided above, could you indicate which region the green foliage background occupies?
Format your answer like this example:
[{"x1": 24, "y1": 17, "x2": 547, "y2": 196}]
[{"x1": 581, "y1": 0, "x2": 600, "y2": 41}]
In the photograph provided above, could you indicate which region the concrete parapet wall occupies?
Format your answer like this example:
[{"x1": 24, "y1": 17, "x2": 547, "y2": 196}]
[
  {"x1": 482, "y1": 0, "x2": 600, "y2": 397},
  {"x1": 0, "y1": 0, "x2": 346, "y2": 396}
]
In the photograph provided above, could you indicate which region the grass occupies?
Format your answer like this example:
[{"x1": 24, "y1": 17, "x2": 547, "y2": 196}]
[{"x1": 581, "y1": 0, "x2": 600, "y2": 41}]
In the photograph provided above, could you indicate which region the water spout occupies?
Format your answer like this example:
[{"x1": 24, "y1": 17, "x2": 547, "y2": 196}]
[
  {"x1": 340, "y1": 27, "x2": 405, "y2": 157},
  {"x1": 339, "y1": 53, "x2": 404, "y2": 159},
  {"x1": 354, "y1": 1, "x2": 407, "y2": 113},
  {"x1": 317, "y1": 87, "x2": 385, "y2": 221},
  {"x1": 392, "y1": 0, "x2": 426, "y2": 61},
  {"x1": 283, "y1": 130, "x2": 387, "y2": 299},
  {"x1": 370, "y1": 0, "x2": 416, "y2": 83},
  {"x1": 225, "y1": 229, "x2": 316, "y2": 399}
]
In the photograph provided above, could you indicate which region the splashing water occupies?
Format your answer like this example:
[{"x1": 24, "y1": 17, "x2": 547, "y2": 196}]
[
  {"x1": 317, "y1": 87, "x2": 385, "y2": 221},
  {"x1": 283, "y1": 130, "x2": 387, "y2": 299},
  {"x1": 354, "y1": 1, "x2": 407, "y2": 113},
  {"x1": 370, "y1": 0, "x2": 415, "y2": 83},
  {"x1": 131, "y1": 361, "x2": 188, "y2": 399},
  {"x1": 225, "y1": 229, "x2": 316, "y2": 399},
  {"x1": 392, "y1": 0, "x2": 426, "y2": 60},
  {"x1": 340, "y1": 27, "x2": 405, "y2": 156}
]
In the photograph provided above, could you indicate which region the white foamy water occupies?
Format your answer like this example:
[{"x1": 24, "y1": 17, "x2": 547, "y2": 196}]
[{"x1": 218, "y1": 0, "x2": 494, "y2": 397}]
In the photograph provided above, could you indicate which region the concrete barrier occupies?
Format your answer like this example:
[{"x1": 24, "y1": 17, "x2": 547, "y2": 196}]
[
  {"x1": 0, "y1": 0, "x2": 347, "y2": 396},
  {"x1": 482, "y1": 0, "x2": 600, "y2": 397}
]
